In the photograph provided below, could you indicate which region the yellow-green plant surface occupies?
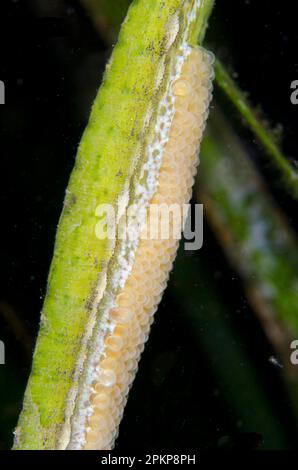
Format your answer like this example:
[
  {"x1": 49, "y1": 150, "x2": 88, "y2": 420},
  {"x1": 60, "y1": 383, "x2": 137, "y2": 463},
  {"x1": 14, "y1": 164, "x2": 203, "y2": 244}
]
[{"x1": 14, "y1": 0, "x2": 214, "y2": 450}]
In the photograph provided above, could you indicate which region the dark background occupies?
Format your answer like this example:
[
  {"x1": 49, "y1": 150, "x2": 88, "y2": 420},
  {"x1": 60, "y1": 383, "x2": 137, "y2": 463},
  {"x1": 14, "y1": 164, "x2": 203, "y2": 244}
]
[{"x1": 0, "y1": 0, "x2": 297, "y2": 450}]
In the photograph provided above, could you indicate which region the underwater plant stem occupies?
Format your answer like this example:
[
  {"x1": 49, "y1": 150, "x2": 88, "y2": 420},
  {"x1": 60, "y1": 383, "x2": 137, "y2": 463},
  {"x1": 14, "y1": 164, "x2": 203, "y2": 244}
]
[
  {"x1": 14, "y1": 0, "x2": 215, "y2": 450},
  {"x1": 81, "y1": 0, "x2": 215, "y2": 46},
  {"x1": 170, "y1": 252, "x2": 289, "y2": 450},
  {"x1": 189, "y1": 0, "x2": 215, "y2": 44},
  {"x1": 81, "y1": 0, "x2": 298, "y2": 430},
  {"x1": 214, "y1": 59, "x2": 298, "y2": 198},
  {"x1": 199, "y1": 107, "x2": 298, "y2": 373},
  {"x1": 81, "y1": 0, "x2": 298, "y2": 199}
]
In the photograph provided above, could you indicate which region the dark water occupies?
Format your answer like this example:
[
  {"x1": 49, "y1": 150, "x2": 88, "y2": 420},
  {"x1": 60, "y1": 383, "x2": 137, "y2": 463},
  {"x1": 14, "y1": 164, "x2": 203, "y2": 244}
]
[{"x1": 0, "y1": 0, "x2": 297, "y2": 450}]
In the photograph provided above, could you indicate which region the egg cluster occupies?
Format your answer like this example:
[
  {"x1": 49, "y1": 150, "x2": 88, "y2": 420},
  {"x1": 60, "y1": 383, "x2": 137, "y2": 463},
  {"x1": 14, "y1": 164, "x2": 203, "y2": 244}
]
[{"x1": 80, "y1": 46, "x2": 214, "y2": 450}]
